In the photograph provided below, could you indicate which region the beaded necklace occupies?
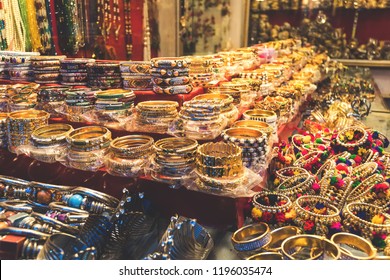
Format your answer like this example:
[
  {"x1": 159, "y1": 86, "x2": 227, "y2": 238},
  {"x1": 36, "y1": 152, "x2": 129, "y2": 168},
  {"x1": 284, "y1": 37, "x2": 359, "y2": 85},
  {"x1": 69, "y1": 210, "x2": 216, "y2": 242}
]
[
  {"x1": 0, "y1": 0, "x2": 7, "y2": 50},
  {"x1": 18, "y1": 0, "x2": 32, "y2": 51},
  {"x1": 143, "y1": 0, "x2": 151, "y2": 61},
  {"x1": 97, "y1": 0, "x2": 111, "y2": 40},
  {"x1": 113, "y1": 0, "x2": 121, "y2": 40},
  {"x1": 34, "y1": 0, "x2": 53, "y2": 54},
  {"x1": 26, "y1": 0, "x2": 43, "y2": 52},
  {"x1": 54, "y1": 0, "x2": 80, "y2": 54},
  {"x1": 124, "y1": 0, "x2": 132, "y2": 59}
]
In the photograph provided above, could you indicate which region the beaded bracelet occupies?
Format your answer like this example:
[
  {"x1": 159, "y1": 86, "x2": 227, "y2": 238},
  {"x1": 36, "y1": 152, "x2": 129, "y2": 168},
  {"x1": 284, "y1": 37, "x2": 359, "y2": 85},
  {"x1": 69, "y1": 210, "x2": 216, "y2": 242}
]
[
  {"x1": 346, "y1": 173, "x2": 385, "y2": 205},
  {"x1": 276, "y1": 173, "x2": 315, "y2": 199},
  {"x1": 252, "y1": 191, "x2": 293, "y2": 226},
  {"x1": 293, "y1": 195, "x2": 342, "y2": 237},
  {"x1": 343, "y1": 202, "x2": 390, "y2": 251}
]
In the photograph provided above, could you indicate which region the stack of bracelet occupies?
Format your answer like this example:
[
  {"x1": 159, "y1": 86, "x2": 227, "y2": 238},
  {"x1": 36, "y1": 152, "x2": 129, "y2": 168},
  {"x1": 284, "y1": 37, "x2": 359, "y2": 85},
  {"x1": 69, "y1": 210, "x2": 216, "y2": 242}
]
[
  {"x1": 0, "y1": 112, "x2": 7, "y2": 148},
  {"x1": 0, "y1": 62, "x2": 7, "y2": 79},
  {"x1": 178, "y1": 99, "x2": 225, "y2": 140},
  {"x1": 120, "y1": 61, "x2": 152, "y2": 91},
  {"x1": 105, "y1": 135, "x2": 154, "y2": 177},
  {"x1": 1, "y1": 51, "x2": 39, "y2": 82},
  {"x1": 343, "y1": 202, "x2": 390, "y2": 251},
  {"x1": 65, "y1": 126, "x2": 112, "y2": 171},
  {"x1": 196, "y1": 142, "x2": 245, "y2": 191},
  {"x1": 293, "y1": 195, "x2": 342, "y2": 237},
  {"x1": 60, "y1": 58, "x2": 95, "y2": 86},
  {"x1": 251, "y1": 191, "x2": 294, "y2": 228},
  {"x1": 64, "y1": 88, "x2": 97, "y2": 122},
  {"x1": 150, "y1": 57, "x2": 193, "y2": 95},
  {"x1": 209, "y1": 87, "x2": 241, "y2": 106},
  {"x1": 35, "y1": 86, "x2": 69, "y2": 118},
  {"x1": 220, "y1": 81, "x2": 256, "y2": 106},
  {"x1": 8, "y1": 84, "x2": 40, "y2": 112},
  {"x1": 7, "y1": 110, "x2": 50, "y2": 153},
  {"x1": 135, "y1": 101, "x2": 179, "y2": 133},
  {"x1": 87, "y1": 61, "x2": 121, "y2": 89},
  {"x1": 187, "y1": 56, "x2": 213, "y2": 89},
  {"x1": 275, "y1": 172, "x2": 315, "y2": 199},
  {"x1": 31, "y1": 56, "x2": 66, "y2": 84},
  {"x1": 221, "y1": 127, "x2": 268, "y2": 171},
  {"x1": 28, "y1": 124, "x2": 74, "y2": 163},
  {"x1": 232, "y1": 119, "x2": 274, "y2": 137},
  {"x1": 243, "y1": 109, "x2": 278, "y2": 130},
  {"x1": 193, "y1": 93, "x2": 238, "y2": 126},
  {"x1": 232, "y1": 78, "x2": 263, "y2": 98},
  {"x1": 94, "y1": 89, "x2": 135, "y2": 124},
  {"x1": 150, "y1": 137, "x2": 198, "y2": 184}
]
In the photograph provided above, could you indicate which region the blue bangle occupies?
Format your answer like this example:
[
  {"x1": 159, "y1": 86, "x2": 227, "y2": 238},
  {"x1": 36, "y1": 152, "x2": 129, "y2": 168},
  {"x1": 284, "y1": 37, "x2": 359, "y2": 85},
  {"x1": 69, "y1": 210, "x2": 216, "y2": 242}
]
[{"x1": 231, "y1": 223, "x2": 271, "y2": 252}]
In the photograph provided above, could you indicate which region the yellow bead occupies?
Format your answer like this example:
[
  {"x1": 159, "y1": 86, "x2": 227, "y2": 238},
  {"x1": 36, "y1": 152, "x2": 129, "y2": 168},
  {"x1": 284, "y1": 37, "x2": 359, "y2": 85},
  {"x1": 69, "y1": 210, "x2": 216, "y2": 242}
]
[{"x1": 251, "y1": 207, "x2": 263, "y2": 219}]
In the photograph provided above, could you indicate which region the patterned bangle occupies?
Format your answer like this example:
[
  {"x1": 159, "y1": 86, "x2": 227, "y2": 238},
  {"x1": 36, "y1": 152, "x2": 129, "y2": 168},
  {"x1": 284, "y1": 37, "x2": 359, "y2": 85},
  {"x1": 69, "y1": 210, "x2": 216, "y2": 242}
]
[
  {"x1": 123, "y1": 75, "x2": 152, "y2": 90},
  {"x1": 243, "y1": 109, "x2": 277, "y2": 123},
  {"x1": 153, "y1": 84, "x2": 193, "y2": 95},
  {"x1": 197, "y1": 142, "x2": 242, "y2": 167},
  {"x1": 222, "y1": 127, "x2": 266, "y2": 147},
  {"x1": 231, "y1": 223, "x2": 271, "y2": 252},
  {"x1": 150, "y1": 68, "x2": 189, "y2": 77},
  {"x1": 152, "y1": 76, "x2": 191, "y2": 86},
  {"x1": 151, "y1": 57, "x2": 190, "y2": 68},
  {"x1": 196, "y1": 160, "x2": 243, "y2": 178},
  {"x1": 233, "y1": 120, "x2": 273, "y2": 136},
  {"x1": 31, "y1": 123, "x2": 74, "y2": 146},
  {"x1": 66, "y1": 126, "x2": 112, "y2": 149},
  {"x1": 110, "y1": 135, "x2": 154, "y2": 159},
  {"x1": 120, "y1": 61, "x2": 151, "y2": 74}
]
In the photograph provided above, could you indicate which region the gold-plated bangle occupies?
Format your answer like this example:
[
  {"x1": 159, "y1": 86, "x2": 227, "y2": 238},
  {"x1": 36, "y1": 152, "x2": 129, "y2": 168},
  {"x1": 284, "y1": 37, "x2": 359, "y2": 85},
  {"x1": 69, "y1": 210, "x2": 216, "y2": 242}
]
[
  {"x1": 196, "y1": 160, "x2": 243, "y2": 178},
  {"x1": 8, "y1": 110, "x2": 50, "y2": 122},
  {"x1": 66, "y1": 126, "x2": 112, "y2": 149},
  {"x1": 110, "y1": 135, "x2": 154, "y2": 159},
  {"x1": 193, "y1": 93, "x2": 234, "y2": 107},
  {"x1": 231, "y1": 223, "x2": 271, "y2": 253},
  {"x1": 223, "y1": 127, "x2": 265, "y2": 140},
  {"x1": 281, "y1": 235, "x2": 340, "y2": 260},
  {"x1": 232, "y1": 120, "x2": 273, "y2": 136},
  {"x1": 331, "y1": 232, "x2": 377, "y2": 260},
  {"x1": 154, "y1": 137, "x2": 198, "y2": 156},
  {"x1": 263, "y1": 226, "x2": 302, "y2": 253},
  {"x1": 246, "y1": 252, "x2": 283, "y2": 260},
  {"x1": 31, "y1": 124, "x2": 74, "y2": 146},
  {"x1": 243, "y1": 109, "x2": 277, "y2": 123},
  {"x1": 197, "y1": 142, "x2": 242, "y2": 167}
]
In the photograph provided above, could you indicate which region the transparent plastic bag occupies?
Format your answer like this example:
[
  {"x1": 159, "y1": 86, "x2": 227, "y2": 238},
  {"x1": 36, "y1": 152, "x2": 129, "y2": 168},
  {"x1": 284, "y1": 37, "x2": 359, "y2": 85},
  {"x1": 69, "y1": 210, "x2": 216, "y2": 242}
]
[{"x1": 16, "y1": 144, "x2": 68, "y2": 163}]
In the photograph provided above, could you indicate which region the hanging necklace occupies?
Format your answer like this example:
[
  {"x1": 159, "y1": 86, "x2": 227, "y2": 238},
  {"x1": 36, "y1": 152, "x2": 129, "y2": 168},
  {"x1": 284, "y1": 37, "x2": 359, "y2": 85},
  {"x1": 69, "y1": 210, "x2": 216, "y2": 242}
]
[
  {"x1": 8, "y1": 0, "x2": 26, "y2": 51},
  {"x1": 18, "y1": 0, "x2": 32, "y2": 51},
  {"x1": 113, "y1": 0, "x2": 121, "y2": 40},
  {"x1": 0, "y1": 0, "x2": 8, "y2": 50},
  {"x1": 124, "y1": 0, "x2": 132, "y2": 59},
  {"x1": 26, "y1": 0, "x2": 43, "y2": 52},
  {"x1": 143, "y1": 0, "x2": 151, "y2": 61},
  {"x1": 34, "y1": 0, "x2": 53, "y2": 54},
  {"x1": 97, "y1": 0, "x2": 111, "y2": 40}
]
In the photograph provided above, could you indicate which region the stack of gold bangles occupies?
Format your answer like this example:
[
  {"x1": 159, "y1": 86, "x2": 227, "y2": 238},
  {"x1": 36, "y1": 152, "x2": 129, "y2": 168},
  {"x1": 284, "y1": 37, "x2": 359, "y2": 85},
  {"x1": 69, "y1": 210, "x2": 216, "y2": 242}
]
[
  {"x1": 193, "y1": 93, "x2": 237, "y2": 125},
  {"x1": 28, "y1": 124, "x2": 74, "y2": 163},
  {"x1": 0, "y1": 112, "x2": 8, "y2": 148},
  {"x1": 178, "y1": 98, "x2": 228, "y2": 140},
  {"x1": 7, "y1": 110, "x2": 50, "y2": 153},
  {"x1": 151, "y1": 137, "x2": 198, "y2": 184},
  {"x1": 135, "y1": 101, "x2": 179, "y2": 133},
  {"x1": 221, "y1": 127, "x2": 267, "y2": 171},
  {"x1": 220, "y1": 81, "x2": 256, "y2": 105},
  {"x1": 209, "y1": 88, "x2": 241, "y2": 105},
  {"x1": 65, "y1": 126, "x2": 112, "y2": 171},
  {"x1": 94, "y1": 89, "x2": 136, "y2": 124},
  {"x1": 243, "y1": 109, "x2": 277, "y2": 129},
  {"x1": 195, "y1": 142, "x2": 244, "y2": 191},
  {"x1": 105, "y1": 135, "x2": 155, "y2": 177}
]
